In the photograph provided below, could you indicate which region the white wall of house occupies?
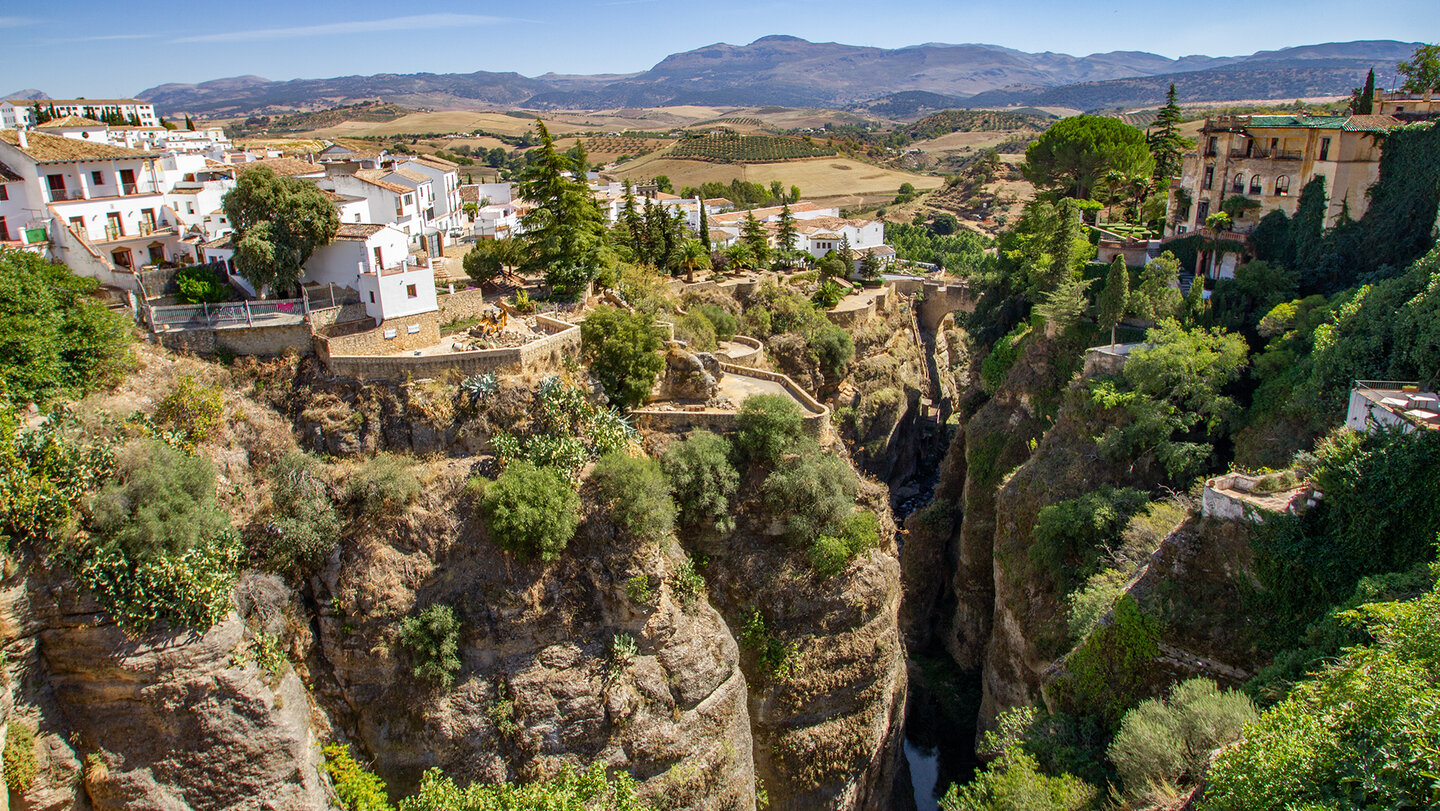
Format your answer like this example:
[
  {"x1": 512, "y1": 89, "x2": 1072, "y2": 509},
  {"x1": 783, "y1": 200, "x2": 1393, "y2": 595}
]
[
  {"x1": 304, "y1": 226, "x2": 410, "y2": 290},
  {"x1": 318, "y1": 174, "x2": 424, "y2": 241},
  {"x1": 358, "y1": 261, "x2": 438, "y2": 323}
]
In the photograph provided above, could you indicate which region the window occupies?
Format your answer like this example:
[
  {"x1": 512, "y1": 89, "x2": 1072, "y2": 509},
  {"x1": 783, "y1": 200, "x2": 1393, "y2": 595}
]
[
  {"x1": 1206, "y1": 136, "x2": 1218, "y2": 157},
  {"x1": 1232, "y1": 173, "x2": 1245, "y2": 193},
  {"x1": 373, "y1": 246, "x2": 383, "y2": 270},
  {"x1": 369, "y1": 291, "x2": 376, "y2": 303},
  {"x1": 407, "y1": 323, "x2": 420, "y2": 334},
  {"x1": 1275, "y1": 175, "x2": 1291, "y2": 195},
  {"x1": 0, "y1": 216, "x2": 7, "y2": 241},
  {"x1": 1319, "y1": 137, "x2": 1331, "y2": 161},
  {"x1": 1202, "y1": 166, "x2": 1214, "y2": 190},
  {"x1": 1249, "y1": 175, "x2": 1263, "y2": 195},
  {"x1": 383, "y1": 328, "x2": 397, "y2": 339},
  {"x1": 91, "y1": 171, "x2": 104, "y2": 186},
  {"x1": 1196, "y1": 199, "x2": 1210, "y2": 223},
  {"x1": 406, "y1": 284, "x2": 417, "y2": 298},
  {"x1": 1177, "y1": 225, "x2": 1188, "y2": 234},
  {"x1": 0, "y1": 185, "x2": 7, "y2": 201}
]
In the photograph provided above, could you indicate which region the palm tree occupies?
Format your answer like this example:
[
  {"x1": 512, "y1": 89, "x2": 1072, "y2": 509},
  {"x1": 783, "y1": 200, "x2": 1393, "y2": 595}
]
[{"x1": 678, "y1": 239, "x2": 710, "y2": 282}]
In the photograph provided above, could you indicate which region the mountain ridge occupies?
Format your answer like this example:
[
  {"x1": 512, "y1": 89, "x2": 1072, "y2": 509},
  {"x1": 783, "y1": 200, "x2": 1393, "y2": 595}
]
[{"x1": 129, "y1": 37, "x2": 1421, "y2": 117}]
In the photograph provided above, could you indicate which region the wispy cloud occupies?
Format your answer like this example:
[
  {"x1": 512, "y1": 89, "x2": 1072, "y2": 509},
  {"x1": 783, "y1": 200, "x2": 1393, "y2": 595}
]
[
  {"x1": 0, "y1": 16, "x2": 40, "y2": 28},
  {"x1": 175, "y1": 13, "x2": 515, "y2": 44},
  {"x1": 57, "y1": 32, "x2": 158, "y2": 42}
]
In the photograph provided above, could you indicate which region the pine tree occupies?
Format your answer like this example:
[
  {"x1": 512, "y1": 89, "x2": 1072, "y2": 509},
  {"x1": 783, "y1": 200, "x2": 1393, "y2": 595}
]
[
  {"x1": 516, "y1": 120, "x2": 610, "y2": 297},
  {"x1": 740, "y1": 211, "x2": 770, "y2": 267},
  {"x1": 1148, "y1": 84, "x2": 1187, "y2": 180},
  {"x1": 620, "y1": 180, "x2": 641, "y2": 255},
  {"x1": 776, "y1": 202, "x2": 798, "y2": 256},
  {"x1": 1097, "y1": 255, "x2": 1130, "y2": 348},
  {"x1": 837, "y1": 234, "x2": 854, "y2": 276}
]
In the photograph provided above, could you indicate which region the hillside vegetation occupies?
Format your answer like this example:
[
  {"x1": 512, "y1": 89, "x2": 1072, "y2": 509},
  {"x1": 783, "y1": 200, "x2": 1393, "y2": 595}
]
[{"x1": 669, "y1": 132, "x2": 838, "y2": 163}]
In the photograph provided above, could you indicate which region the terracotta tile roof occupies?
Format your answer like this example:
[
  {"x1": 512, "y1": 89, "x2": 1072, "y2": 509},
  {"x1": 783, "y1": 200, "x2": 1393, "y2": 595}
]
[
  {"x1": 711, "y1": 201, "x2": 822, "y2": 223},
  {"x1": 795, "y1": 215, "x2": 869, "y2": 232},
  {"x1": 412, "y1": 155, "x2": 457, "y2": 170},
  {"x1": 37, "y1": 115, "x2": 106, "y2": 129},
  {"x1": 703, "y1": 197, "x2": 732, "y2": 206},
  {"x1": 0, "y1": 161, "x2": 19, "y2": 182},
  {"x1": 389, "y1": 168, "x2": 430, "y2": 184},
  {"x1": 1343, "y1": 114, "x2": 1404, "y2": 132},
  {"x1": 323, "y1": 190, "x2": 366, "y2": 204},
  {"x1": 0, "y1": 129, "x2": 156, "y2": 162},
  {"x1": 809, "y1": 232, "x2": 842, "y2": 240},
  {"x1": 355, "y1": 169, "x2": 410, "y2": 195},
  {"x1": 243, "y1": 156, "x2": 323, "y2": 177},
  {"x1": 201, "y1": 234, "x2": 233, "y2": 250},
  {"x1": 335, "y1": 223, "x2": 386, "y2": 240},
  {"x1": 459, "y1": 186, "x2": 481, "y2": 203}
]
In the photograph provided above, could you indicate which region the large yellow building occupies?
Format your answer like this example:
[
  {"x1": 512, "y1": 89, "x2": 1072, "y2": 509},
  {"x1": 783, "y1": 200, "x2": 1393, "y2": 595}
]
[{"x1": 1166, "y1": 113, "x2": 1401, "y2": 238}]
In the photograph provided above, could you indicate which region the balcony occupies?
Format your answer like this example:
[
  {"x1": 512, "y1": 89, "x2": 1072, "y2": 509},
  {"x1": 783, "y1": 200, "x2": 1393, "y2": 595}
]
[
  {"x1": 102, "y1": 220, "x2": 159, "y2": 242},
  {"x1": 121, "y1": 183, "x2": 140, "y2": 196},
  {"x1": 47, "y1": 188, "x2": 87, "y2": 202}
]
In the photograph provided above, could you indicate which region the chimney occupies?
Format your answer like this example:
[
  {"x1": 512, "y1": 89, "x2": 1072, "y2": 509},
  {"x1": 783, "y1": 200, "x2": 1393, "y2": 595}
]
[{"x1": 17, "y1": 128, "x2": 27, "y2": 149}]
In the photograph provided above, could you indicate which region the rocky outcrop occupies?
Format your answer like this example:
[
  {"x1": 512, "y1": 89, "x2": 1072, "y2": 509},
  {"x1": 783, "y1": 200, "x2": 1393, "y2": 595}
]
[
  {"x1": 658, "y1": 346, "x2": 723, "y2": 403},
  {"x1": 689, "y1": 473, "x2": 908, "y2": 811},
  {"x1": 309, "y1": 467, "x2": 756, "y2": 809},
  {"x1": 0, "y1": 565, "x2": 328, "y2": 811}
]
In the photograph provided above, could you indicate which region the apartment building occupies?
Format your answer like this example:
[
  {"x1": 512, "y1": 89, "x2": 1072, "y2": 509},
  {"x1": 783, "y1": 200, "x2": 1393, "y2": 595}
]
[
  {"x1": 1, "y1": 98, "x2": 160, "y2": 130},
  {"x1": 1167, "y1": 113, "x2": 1401, "y2": 237}
]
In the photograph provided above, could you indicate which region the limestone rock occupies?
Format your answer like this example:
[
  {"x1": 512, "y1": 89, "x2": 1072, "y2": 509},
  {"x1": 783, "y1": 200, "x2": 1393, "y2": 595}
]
[{"x1": 660, "y1": 346, "x2": 721, "y2": 402}]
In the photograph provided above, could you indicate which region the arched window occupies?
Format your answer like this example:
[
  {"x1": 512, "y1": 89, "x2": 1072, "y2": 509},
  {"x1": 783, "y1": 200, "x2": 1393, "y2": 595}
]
[
  {"x1": 1232, "y1": 173, "x2": 1245, "y2": 193},
  {"x1": 1275, "y1": 175, "x2": 1291, "y2": 195},
  {"x1": 1249, "y1": 175, "x2": 1263, "y2": 195}
]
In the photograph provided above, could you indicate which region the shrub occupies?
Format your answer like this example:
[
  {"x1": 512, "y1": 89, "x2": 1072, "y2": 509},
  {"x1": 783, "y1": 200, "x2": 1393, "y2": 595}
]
[
  {"x1": 348, "y1": 453, "x2": 420, "y2": 518},
  {"x1": 580, "y1": 305, "x2": 665, "y2": 409},
  {"x1": 89, "y1": 440, "x2": 232, "y2": 560},
  {"x1": 662, "y1": 431, "x2": 739, "y2": 534},
  {"x1": 1030, "y1": 487, "x2": 1149, "y2": 595},
  {"x1": 761, "y1": 447, "x2": 859, "y2": 544},
  {"x1": 590, "y1": 452, "x2": 675, "y2": 545},
  {"x1": 1067, "y1": 568, "x2": 1130, "y2": 641},
  {"x1": 940, "y1": 708, "x2": 1096, "y2": 811},
  {"x1": 1051, "y1": 595, "x2": 1164, "y2": 726},
  {"x1": 263, "y1": 452, "x2": 340, "y2": 570},
  {"x1": 479, "y1": 461, "x2": 581, "y2": 562},
  {"x1": 174, "y1": 265, "x2": 231, "y2": 304},
  {"x1": 807, "y1": 510, "x2": 880, "y2": 576},
  {"x1": 398, "y1": 763, "x2": 652, "y2": 811},
  {"x1": 1108, "y1": 678, "x2": 1256, "y2": 802},
  {"x1": 807, "y1": 322, "x2": 854, "y2": 382},
  {"x1": 693, "y1": 304, "x2": 738, "y2": 341},
  {"x1": 740, "y1": 609, "x2": 797, "y2": 678},
  {"x1": 0, "y1": 408, "x2": 115, "y2": 550},
  {"x1": 398, "y1": 604, "x2": 462, "y2": 689},
  {"x1": 487, "y1": 698, "x2": 519, "y2": 738},
  {"x1": 625, "y1": 573, "x2": 654, "y2": 604},
  {"x1": 73, "y1": 525, "x2": 243, "y2": 632},
  {"x1": 155, "y1": 375, "x2": 223, "y2": 447},
  {"x1": 3, "y1": 721, "x2": 36, "y2": 794},
  {"x1": 323, "y1": 743, "x2": 393, "y2": 811},
  {"x1": 674, "y1": 311, "x2": 717, "y2": 352},
  {"x1": 0, "y1": 248, "x2": 133, "y2": 406},
  {"x1": 980, "y1": 321, "x2": 1031, "y2": 393},
  {"x1": 735, "y1": 394, "x2": 805, "y2": 466},
  {"x1": 669, "y1": 555, "x2": 705, "y2": 610}
]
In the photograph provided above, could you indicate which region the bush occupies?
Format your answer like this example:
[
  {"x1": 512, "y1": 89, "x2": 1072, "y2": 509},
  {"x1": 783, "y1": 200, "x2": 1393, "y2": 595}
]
[
  {"x1": 399, "y1": 763, "x2": 652, "y2": 811},
  {"x1": 590, "y1": 452, "x2": 675, "y2": 545},
  {"x1": 348, "y1": 453, "x2": 421, "y2": 517},
  {"x1": 1067, "y1": 568, "x2": 1130, "y2": 641},
  {"x1": 0, "y1": 408, "x2": 115, "y2": 550},
  {"x1": 73, "y1": 524, "x2": 243, "y2": 632},
  {"x1": 0, "y1": 248, "x2": 133, "y2": 406},
  {"x1": 674, "y1": 311, "x2": 717, "y2": 351},
  {"x1": 398, "y1": 604, "x2": 462, "y2": 689},
  {"x1": 580, "y1": 305, "x2": 665, "y2": 409},
  {"x1": 669, "y1": 554, "x2": 705, "y2": 610},
  {"x1": 3, "y1": 721, "x2": 36, "y2": 794},
  {"x1": 807, "y1": 322, "x2": 854, "y2": 382},
  {"x1": 693, "y1": 304, "x2": 738, "y2": 341},
  {"x1": 662, "y1": 431, "x2": 739, "y2": 534},
  {"x1": 740, "y1": 609, "x2": 797, "y2": 678},
  {"x1": 735, "y1": 394, "x2": 805, "y2": 466},
  {"x1": 174, "y1": 265, "x2": 231, "y2": 304},
  {"x1": 322, "y1": 743, "x2": 393, "y2": 811},
  {"x1": 940, "y1": 708, "x2": 1096, "y2": 811},
  {"x1": 761, "y1": 446, "x2": 859, "y2": 544},
  {"x1": 263, "y1": 452, "x2": 340, "y2": 570},
  {"x1": 89, "y1": 440, "x2": 231, "y2": 560},
  {"x1": 479, "y1": 461, "x2": 581, "y2": 562},
  {"x1": 1108, "y1": 678, "x2": 1256, "y2": 801},
  {"x1": 155, "y1": 375, "x2": 223, "y2": 447},
  {"x1": 807, "y1": 510, "x2": 880, "y2": 576},
  {"x1": 1030, "y1": 487, "x2": 1149, "y2": 595},
  {"x1": 1051, "y1": 595, "x2": 1164, "y2": 725}
]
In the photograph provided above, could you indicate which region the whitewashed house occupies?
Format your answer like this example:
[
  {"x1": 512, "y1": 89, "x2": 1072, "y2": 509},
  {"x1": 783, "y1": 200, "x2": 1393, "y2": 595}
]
[
  {"x1": 3, "y1": 99, "x2": 160, "y2": 130},
  {"x1": 304, "y1": 223, "x2": 437, "y2": 324}
]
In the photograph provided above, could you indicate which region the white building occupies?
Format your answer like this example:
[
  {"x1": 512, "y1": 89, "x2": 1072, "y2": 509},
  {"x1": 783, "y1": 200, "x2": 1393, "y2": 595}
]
[
  {"x1": 304, "y1": 223, "x2": 437, "y2": 324},
  {"x1": 1345, "y1": 383, "x2": 1440, "y2": 434},
  {"x1": 318, "y1": 168, "x2": 426, "y2": 245},
  {"x1": 2, "y1": 99, "x2": 160, "y2": 130},
  {"x1": 399, "y1": 155, "x2": 462, "y2": 240},
  {"x1": 0, "y1": 129, "x2": 194, "y2": 281}
]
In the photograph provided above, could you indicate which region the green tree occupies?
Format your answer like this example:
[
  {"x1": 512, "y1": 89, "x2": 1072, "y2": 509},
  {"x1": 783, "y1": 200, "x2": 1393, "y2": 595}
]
[
  {"x1": 740, "y1": 211, "x2": 771, "y2": 267},
  {"x1": 222, "y1": 167, "x2": 339, "y2": 296},
  {"x1": 1033, "y1": 274, "x2": 1094, "y2": 331},
  {"x1": 184, "y1": 114, "x2": 195, "y2": 131},
  {"x1": 400, "y1": 763, "x2": 654, "y2": 811},
  {"x1": 653, "y1": 174, "x2": 673, "y2": 194},
  {"x1": 1396, "y1": 42, "x2": 1440, "y2": 95},
  {"x1": 941, "y1": 708, "x2": 1095, "y2": 811},
  {"x1": 775, "y1": 202, "x2": 798, "y2": 254},
  {"x1": 589, "y1": 451, "x2": 675, "y2": 545},
  {"x1": 836, "y1": 234, "x2": 854, "y2": 276},
  {"x1": 579, "y1": 305, "x2": 665, "y2": 409},
  {"x1": 1182, "y1": 276, "x2": 1208, "y2": 328},
  {"x1": 1109, "y1": 678, "x2": 1256, "y2": 802},
  {"x1": 662, "y1": 431, "x2": 739, "y2": 534},
  {"x1": 698, "y1": 201, "x2": 710, "y2": 252},
  {"x1": 461, "y1": 238, "x2": 522, "y2": 287},
  {"x1": 0, "y1": 248, "x2": 132, "y2": 406},
  {"x1": 1097, "y1": 255, "x2": 1130, "y2": 347},
  {"x1": 479, "y1": 460, "x2": 581, "y2": 562},
  {"x1": 398, "y1": 604, "x2": 462, "y2": 689},
  {"x1": 517, "y1": 121, "x2": 610, "y2": 297},
  {"x1": 677, "y1": 239, "x2": 710, "y2": 283},
  {"x1": 1147, "y1": 84, "x2": 1189, "y2": 180},
  {"x1": 1285, "y1": 175, "x2": 1328, "y2": 271},
  {"x1": 1021, "y1": 115, "x2": 1154, "y2": 200},
  {"x1": 1349, "y1": 68, "x2": 1376, "y2": 114}
]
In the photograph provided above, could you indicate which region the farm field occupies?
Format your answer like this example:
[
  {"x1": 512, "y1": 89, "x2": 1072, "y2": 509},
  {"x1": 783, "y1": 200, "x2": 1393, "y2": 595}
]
[
  {"x1": 608, "y1": 155, "x2": 942, "y2": 209},
  {"x1": 669, "y1": 133, "x2": 837, "y2": 162}
]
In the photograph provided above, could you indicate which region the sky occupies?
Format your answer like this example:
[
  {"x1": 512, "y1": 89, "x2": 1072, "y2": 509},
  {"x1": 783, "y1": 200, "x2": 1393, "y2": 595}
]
[{"x1": 3, "y1": 0, "x2": 1436, "y2": 98}]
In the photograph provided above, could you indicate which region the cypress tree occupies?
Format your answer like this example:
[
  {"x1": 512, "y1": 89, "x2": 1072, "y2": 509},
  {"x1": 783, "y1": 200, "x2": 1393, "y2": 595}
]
[
  {"x1": 1148, "y1": 84, "x2": 1187, "y2": 180},
  {"x1": 1097, "y1": 255, "x2": 1130, "y2": 348},
  {"x1": 740, "y1": 211, "x2": 770, "y2": 267},
  {"x1": 1356, "y1": 69, "x2": 1376, "y2": 114},
  {"x1": 1286, "y1": 176, "x2": 1329, "y2": 271},
  {"x1": 698, "y1": 201, "x2": 710, "y2": 252}
]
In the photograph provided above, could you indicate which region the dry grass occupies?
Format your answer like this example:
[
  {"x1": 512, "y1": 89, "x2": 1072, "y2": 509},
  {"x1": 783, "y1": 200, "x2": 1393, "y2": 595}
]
[{"x1": 608, "y1": 155, "x2": 941, "y2": 209}]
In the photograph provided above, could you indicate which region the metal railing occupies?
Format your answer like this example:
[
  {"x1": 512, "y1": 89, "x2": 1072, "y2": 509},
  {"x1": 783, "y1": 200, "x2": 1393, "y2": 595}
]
[
  {"x1": 47, "y1": 188, "x2": 85, "y2": 202},
  {"x1": 120, "y1": 183, "x2": 140, "y2": 196},
  {"x1": 146, "y1": 296, "x2": 310, "y2": 332}
]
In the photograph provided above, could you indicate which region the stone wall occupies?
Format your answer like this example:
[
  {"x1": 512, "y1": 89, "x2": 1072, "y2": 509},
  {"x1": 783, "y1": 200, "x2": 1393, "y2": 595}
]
[
  {"x1": 323, "y1": 316, "x2": 579, "y2": 380},
  {"x1": 1082, "y1": 343, "x2": 1143, "y2": 377},
  {"x1": 310, "y1": 303, "x2": 372, "y2": 331},
  {"x1": 318, "y1": 311, "x2": 441, "y2": 358},
  {"x1": 632, "y1": 362, "x2": 830, "y2": 438},
  {"x1": 153, "y1": 323, "x2": 315, "y2": 357},
  {"x1": 826, "y1": 286, "x2": 890, "y2": 327},
  {"x1": 715, "y1": 335, "x2": 764, "y2": 365},
  {"x1": 436, "y1": 287, "x2": 492, "y2": 323}
]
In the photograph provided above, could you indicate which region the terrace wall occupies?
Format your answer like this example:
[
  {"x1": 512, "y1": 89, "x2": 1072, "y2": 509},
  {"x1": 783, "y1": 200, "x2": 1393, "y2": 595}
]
[{"x1": 321, "y1": 315, "x2": 579, "y2": 380}]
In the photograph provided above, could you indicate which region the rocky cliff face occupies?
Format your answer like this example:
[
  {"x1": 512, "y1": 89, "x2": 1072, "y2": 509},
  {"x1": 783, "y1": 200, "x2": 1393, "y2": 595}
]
[{"x1": 307, "y1": 463, "x2": 757, "y2": 809}]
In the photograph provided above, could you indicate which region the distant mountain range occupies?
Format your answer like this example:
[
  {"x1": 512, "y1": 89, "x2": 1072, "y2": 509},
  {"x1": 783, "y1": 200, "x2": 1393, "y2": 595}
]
[{"x1": 130, "y1": 36, "x2": 1419, "y2": 118}]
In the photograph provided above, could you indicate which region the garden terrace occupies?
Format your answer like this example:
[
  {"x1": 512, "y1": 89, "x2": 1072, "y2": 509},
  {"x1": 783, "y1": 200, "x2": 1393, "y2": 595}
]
[{"x1": 631, "y1": 362, "x2": 829, "y2": 437}]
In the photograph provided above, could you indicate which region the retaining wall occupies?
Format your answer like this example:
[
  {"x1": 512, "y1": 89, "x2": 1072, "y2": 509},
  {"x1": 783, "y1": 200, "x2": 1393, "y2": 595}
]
[
  {"x1": 826, "y1": 286, "x2": 890, "y2": 327},
  {"x1": 631, "y1": 361, "x2": 830, "y2": 438},
  {"x1": 1083, "y1": 343, "x2": 1144, "y2": 377},
  {"x1": 715, "y1": 335, "x2": 764, "y2": 365},
  {"x1": 154, "y1": 322, "x2": 314, "y2": 357},
  {"x1": 436, "y1": 287, "x2": 493, "y2": 323},
  {"x1": 322, "y1": 315, "x2": 579, "y2": 380},
  {"x1": 318, "y1": 311, "x2": 442, "y2": 358}
]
